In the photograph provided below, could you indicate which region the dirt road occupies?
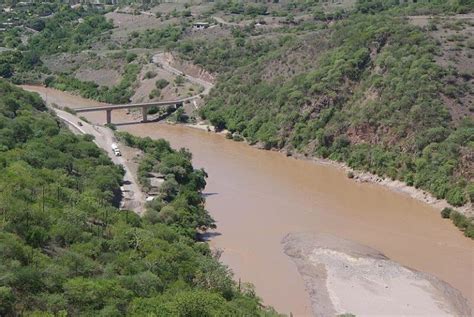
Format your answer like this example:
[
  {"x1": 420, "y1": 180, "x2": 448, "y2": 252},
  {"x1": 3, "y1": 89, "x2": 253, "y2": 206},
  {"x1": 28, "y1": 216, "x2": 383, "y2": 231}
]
[
  {"x1": 21, "y1": 86, "x2": 146, "y2": 215},
  {"x1": 212, "y1": 16, "x2": 241, "y2": 27},
  {"x1": 152, "y1": 52, "x2": 214, "y2": 96}
]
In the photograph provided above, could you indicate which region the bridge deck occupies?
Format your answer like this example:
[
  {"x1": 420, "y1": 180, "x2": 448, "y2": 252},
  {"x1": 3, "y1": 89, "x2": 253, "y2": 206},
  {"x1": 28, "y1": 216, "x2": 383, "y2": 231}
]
[{"x1": 75, "y1": 100, "x2": 184, "y2": 113}]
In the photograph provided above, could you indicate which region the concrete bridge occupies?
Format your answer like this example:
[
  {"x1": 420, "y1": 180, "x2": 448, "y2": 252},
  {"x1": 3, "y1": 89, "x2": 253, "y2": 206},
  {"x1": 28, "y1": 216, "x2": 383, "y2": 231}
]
[{"x1": 75, "y1": 100, "x2": 184, "y2": 124}]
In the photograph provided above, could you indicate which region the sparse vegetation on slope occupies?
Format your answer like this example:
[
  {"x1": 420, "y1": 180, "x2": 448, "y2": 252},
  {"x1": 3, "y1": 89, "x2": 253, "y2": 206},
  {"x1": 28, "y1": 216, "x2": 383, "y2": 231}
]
[
  {"x1": 0, "y1": 5, "x2": 113, "y2": 84},
  {"x1": 47, "y1": 63, "x2": 142, "y2": 104},
  {"x1": 127, "y1": 25, "x2": 184, "y2": 49},
  {"x1": 27, "y1": 7, "x2": 113, "y2": 55}
]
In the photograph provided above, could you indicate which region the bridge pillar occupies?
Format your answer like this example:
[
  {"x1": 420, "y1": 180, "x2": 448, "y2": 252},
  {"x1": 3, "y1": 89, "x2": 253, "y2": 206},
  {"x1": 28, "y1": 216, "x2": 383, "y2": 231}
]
[
  {"x1": 106, "y1": 110, "x2": 112, "y2": 124},
  {"x1": 142, "y1": 106, "x2": 148, "y2": 123}
]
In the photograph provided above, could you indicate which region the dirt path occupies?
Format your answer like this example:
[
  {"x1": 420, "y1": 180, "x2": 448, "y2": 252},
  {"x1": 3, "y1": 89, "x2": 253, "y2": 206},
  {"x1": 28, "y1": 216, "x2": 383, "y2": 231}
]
[
  {"x1": 79, "y1": 49, "x2": 214, "y2": 104},
  {"x1": 212, "y1": 16, "x2": 241, "y2": 27},
  {"x1": 152, "y1": 52, "x2": 214, "y2": 96},
  {"x1": 21, "y1": 86, "x2": 146, "y2": 215}
]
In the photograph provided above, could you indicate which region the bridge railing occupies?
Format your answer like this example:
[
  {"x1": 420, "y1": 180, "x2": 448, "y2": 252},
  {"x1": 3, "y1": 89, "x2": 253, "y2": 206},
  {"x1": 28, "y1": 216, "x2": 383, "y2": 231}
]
[{"x1": 75, "y1": 100, "x2": 185, "y2": 124}]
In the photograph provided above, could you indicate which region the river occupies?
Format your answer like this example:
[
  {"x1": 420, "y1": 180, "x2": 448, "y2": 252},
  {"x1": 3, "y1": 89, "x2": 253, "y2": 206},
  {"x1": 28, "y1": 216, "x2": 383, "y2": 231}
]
[{"x1": 23, "y1": 86, "x2": 474, "y2": 316}]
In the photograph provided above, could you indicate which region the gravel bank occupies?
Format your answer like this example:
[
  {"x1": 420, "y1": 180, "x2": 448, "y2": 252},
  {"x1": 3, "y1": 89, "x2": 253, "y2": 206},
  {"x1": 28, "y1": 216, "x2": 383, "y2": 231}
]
[{"x1": 283, "y1": 233, "x2": 472, "y2": 317}]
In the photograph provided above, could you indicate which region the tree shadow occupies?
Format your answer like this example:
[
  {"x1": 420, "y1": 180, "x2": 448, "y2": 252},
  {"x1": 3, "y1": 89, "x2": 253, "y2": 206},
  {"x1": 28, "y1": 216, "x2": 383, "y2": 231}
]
[
  {"x1": 197, "y1": 231, "x2": 222, "y2": 242},
  {"x1": 202, "y1": 192, "x2": 218, "y2": 197},
  {"x1": 113, "y1": 119, "x2": 160, "y2": 127}
]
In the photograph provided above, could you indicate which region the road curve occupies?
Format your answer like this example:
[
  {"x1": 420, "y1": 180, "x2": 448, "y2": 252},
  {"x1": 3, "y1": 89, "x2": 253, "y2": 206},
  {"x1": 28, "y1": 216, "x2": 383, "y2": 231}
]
[{"x1": 152, "y1": 52, "x2": 214, "y2": 96}]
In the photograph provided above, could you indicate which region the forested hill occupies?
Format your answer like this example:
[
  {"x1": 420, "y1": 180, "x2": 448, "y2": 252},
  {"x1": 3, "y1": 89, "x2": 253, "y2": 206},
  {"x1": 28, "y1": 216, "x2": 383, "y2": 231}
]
[
  {"x1": 0, "y1": 81, "x2": 279, "y2": 316},
  {"x1": 184, "y1": 2, "x2": 474, "y2": 209}
]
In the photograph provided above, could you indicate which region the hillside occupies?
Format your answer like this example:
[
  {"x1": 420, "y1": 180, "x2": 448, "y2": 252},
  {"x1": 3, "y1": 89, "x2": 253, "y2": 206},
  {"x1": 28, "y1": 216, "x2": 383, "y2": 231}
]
[
  {"x1": 0, "y1": 81, "x2": 279, "y2": 316},
  {"x1": 0, "y1": 0, "x2": 473, "y2": 314},
  {"x1": 0, "y1": 0, "x2": 472, "y2": 230},
  {"x1": 176, "y1": 3, "x2": 474, "y2": 213}
]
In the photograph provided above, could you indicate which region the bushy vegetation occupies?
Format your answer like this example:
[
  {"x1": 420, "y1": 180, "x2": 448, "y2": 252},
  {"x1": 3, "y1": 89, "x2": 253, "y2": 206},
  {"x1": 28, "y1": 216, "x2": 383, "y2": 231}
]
[
  {"x1": 0, "y1": 1, "x2": 60, "y2": 49},
  {"x1": 188, "y1": 12, "x2": 473, "y2": 207},
  {"x1": 213, "y1": 0, "x2": 268, "y2": 17},
  {"x1": 128, "y1": 25, "x2": 184, "y2": 49},
  {"x1": 27, "y1": 7, "x2": 113, "y2": 54},
  {"x1": 0, "y1": 6, "x2": 112, "y2": 83},
  {"x1": 441, "y1": 208, "x2": 474, "y2": 239},
  {"x1": 155, "y1": 78, "x2": 169, "y2": 89},
  {"x1": 116, "y1": 132, "x2": 211, "y2": 231},
  {"x1": 0, "y1": 49, "x2": 48, "y2": 84},
  {"x1": 356, "y1": 0, "x2": 474, "y2": 14},
  {"x1": 0, "y1": 81, "x2": 279, "y2": 316}
]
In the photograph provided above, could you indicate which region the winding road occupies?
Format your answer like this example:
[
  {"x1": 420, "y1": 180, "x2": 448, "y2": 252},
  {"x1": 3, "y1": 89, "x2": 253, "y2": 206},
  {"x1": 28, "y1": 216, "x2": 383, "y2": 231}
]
[{"x1": 152, "y1": 52, "x2": 214, "y2": 96}]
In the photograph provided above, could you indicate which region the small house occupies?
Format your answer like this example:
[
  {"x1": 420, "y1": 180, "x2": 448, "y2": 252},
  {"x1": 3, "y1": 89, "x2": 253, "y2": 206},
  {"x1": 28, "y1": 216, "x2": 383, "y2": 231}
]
[{"x1": 192, "y1": 22, "x2": 210, "y2": 30}]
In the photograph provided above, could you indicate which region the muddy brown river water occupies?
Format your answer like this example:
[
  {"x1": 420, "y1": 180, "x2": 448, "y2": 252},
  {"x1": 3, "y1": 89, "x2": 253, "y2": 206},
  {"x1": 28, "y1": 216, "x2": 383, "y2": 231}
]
[{"x1": 24, "y1": 86, "x2": 474, "y2": 316}]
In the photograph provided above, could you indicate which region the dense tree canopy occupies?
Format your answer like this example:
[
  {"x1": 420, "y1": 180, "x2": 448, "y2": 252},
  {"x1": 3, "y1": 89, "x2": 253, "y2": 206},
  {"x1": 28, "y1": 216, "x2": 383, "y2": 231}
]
[
  {"x1": 0, "y1": 81, "x2": 280, "y2": 316},
  {"x1": 185, "y1": 13, "x2": 473, "y2": 209}
]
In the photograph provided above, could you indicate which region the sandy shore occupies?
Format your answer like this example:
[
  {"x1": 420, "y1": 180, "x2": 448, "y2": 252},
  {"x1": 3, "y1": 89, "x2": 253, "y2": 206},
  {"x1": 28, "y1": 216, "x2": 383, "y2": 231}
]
[{"x1": 283, "y1": 233, "x2": 472, "y2": 317}]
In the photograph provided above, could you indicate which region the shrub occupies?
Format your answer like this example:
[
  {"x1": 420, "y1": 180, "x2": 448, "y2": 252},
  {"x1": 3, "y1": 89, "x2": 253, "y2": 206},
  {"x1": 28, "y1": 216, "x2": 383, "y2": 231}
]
[
  {"x1": 143, "y1": 71, "x2": 157, "y2": 79},
  {"x1": 147, "y1": 106, "x2": 159, "y2": 115},
  {"x1": 446, "y1": 187, "x2": 466, "y2": 206},
  {"x1": 448, "y1": 210, "x2": 474, "y2": 239},
  {"x1": 174, "y1": 75, "x2": 185, "y2": 86},
  {"x1": 0, "y1": 64, "x2": 13, "y2": 78},
  {"x1": 149, "y1": 89, "x2": 161, "y2": 100},
  {"x1": 210, "y1": 113, "x2": 226, "y2": 131},
  {"x1": 232, "y1": 134, "x2": 244, "y2": 142},
  {"x1": 441, "y1": 207, "x2": 452, "y2": 219},
  {"x1": 28, "y1": 19, "x2": 46, "y2": 32},
  {"x1": 464, "y1": 224, "x2": 474, "y2": 239},
  {"x1": 174, "y1": 107, "x2": 188, "y2": 123},
  {"x1": 181, "y1": 9, "x2": 192, "y2": 17},
  {"x1": 44, "y1": 76, "x2": 55, "y2": 87},
  {"x1": 126, "y1": 52, "x2": 138, "y2": 63},
  {"x1": 63, "y1": 107, "x2": 76, "y2": 114},
  {"x1": 105, "y1": 123, "x2": 117, "y2": 130},
  {"x1": 128, "y1": 25, "x2": 183, "y2": 48},
  {"x1": 155, "y1": 79, "x2": 169, "y2": 89},
  {"x1": 450, "y1": 211, "x2": 468, "y2": 229},
  {"x1": 0, "y1": 287, "x2": 14, "y2": 316}
]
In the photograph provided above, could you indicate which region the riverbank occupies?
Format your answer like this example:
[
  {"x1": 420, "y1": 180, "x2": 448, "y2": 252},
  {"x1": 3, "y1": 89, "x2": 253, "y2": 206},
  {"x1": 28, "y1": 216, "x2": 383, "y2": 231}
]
[
  {"x1": 283, "y1": 233, "x2": 472, "y2": 317},
  {"x1": 16, "y1": 86, "x2": 474, "y2": 315},
  {"x1": 292, "y1": 152, "x2": 474, "y2": 217},
  {"x1": 185, "y1": 121, "x2": 473, "y2": 218}
]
